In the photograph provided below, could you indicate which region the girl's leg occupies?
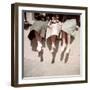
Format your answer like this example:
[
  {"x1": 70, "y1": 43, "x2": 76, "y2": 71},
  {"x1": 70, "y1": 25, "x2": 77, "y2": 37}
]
[
  {"x1": 35, "y1": 31, "x2": 42, "y2": 42},
  {"x1": 50, "y1": 35, "x2": 56, "y2": 53},
  {"x1": 60, "y1": 31, "x2": 63, "y2": 46},
  {"x1": 51, "y1": 35, "x2": 56, "y2": 48},
  {"x1": 35, "y1": 31, "x2": 42, "y2": 52},
  {"x1": 61, "y1": 32, "x2": 66, "y2": 52},
  {"x1": 66, "y1": 34, "x2": 71, "y2": 53}
]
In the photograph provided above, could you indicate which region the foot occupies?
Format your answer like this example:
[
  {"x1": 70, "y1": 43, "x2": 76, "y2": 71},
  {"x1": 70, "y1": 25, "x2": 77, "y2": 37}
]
[{"x1": 64, "y1": 53, "x2": 69, "y2": 63}]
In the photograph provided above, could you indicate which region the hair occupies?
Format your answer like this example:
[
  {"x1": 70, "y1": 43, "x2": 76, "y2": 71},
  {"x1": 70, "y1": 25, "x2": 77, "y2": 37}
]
[
  {"x1": 34, "y1": 13, "x2": 41, "y2": 20},
  {"x1": 40, "y1": 15, "x2": 46, "y2": 21}
]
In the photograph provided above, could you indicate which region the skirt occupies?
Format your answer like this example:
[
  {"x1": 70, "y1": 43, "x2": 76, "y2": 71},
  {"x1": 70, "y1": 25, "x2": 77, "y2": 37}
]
[
  {"x1": 46, "y1": 22, "x2": 62, "y2": 39},
  {"x1": 28, "y1": 20, "x2": 48, "y2": 40},
  {"x1": 62, "y1": 19, "x2": 77, "y2": 37}
]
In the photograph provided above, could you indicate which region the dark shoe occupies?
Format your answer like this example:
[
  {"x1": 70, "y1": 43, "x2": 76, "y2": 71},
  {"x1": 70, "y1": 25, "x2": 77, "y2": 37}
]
[{"x1": 64, "y1": 53, "x2": 69, "y2": 63}]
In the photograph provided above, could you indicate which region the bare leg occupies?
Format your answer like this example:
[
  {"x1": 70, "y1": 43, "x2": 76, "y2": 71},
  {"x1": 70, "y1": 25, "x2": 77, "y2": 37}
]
[
  {"x1": 51, "y1": 35, "x2": 56, "y2": 47},
  {"x1": 64, "y1": 34, "x2": 71, "y2": 63},
  {"x1": 35, "y1": 32, "x2": 42, "y2": 52},
  {"x1": 50, "y1": 35, "x2": 56, "y2": 53},
  {"x1": 66, "y1": 34, "x2": 71, "y2": 53},
  {"x1": 61, "y1": 32, "x2": 66, "y2": 52},
  {"x1": 62, "y1": 32, "x2": 71, "y2": 53},
  {"x1": 35, "y1": 31, "x2": 42, "y2": 42},
  {"x1": 60, "y1": 32, "x2": 67, "y2": 61},
  {"x1": 60, "y1": 31, "x2": 63, "y2": 46}
]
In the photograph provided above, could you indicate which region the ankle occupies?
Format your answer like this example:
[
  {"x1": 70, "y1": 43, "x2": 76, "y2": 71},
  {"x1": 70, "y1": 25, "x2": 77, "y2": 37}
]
[{"x1": 37, "y1": 41, "x2": 42, "y2": 47}]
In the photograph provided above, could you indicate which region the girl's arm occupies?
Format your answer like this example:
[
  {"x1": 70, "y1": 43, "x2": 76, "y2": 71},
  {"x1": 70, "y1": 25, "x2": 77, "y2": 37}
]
[{"x1": 47, "y1": 20, "x2": 52, "y2": 28}]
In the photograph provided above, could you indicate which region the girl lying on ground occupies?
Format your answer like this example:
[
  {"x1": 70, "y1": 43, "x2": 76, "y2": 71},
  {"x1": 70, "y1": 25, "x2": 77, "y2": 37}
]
[
  {"x1": 28, "y1": 14, "x2": 47, "y2": 52},
  {"x1": 46, "y1": 15, "x2": 62, "y2": 53},
  {"x1": 60, "y1": 16, "x2": 79, "y2": 62}
]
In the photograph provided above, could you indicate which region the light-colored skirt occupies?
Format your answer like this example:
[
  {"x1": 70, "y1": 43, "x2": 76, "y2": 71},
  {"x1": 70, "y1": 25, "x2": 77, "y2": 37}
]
[
  {"x1": 30, "y1": 20, "x2": 48, "y2": 38},
  {"x1": 46, "y1": 23, "x2": 62, "y2": 39},
  {"x1": 62, "y1": 19, "x2": 77, "y2": 37}
]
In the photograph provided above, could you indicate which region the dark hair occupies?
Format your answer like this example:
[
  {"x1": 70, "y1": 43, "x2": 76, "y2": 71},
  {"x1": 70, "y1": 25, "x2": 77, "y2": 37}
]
[
  {"x1": 34, "y1": 13, "x2": 41, "y2": 20},
  {"x1": 40, "y1": 15, "x2": 46, "y2": 21}
]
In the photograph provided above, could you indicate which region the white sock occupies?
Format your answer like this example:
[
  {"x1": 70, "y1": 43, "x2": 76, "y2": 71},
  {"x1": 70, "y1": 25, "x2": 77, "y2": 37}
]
[
  {"x1": 66, "y1": 45, "x2": 70, "y2": 53},
  {"x1": 37, "y1": 41, "x2": 42, "y2": 52},
  {"x1": 37, "y1": 46, "x2": 41, "y2": 52},
  {"x1": 52, "y1": 43, "x2": 56, "y2": 49}
]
